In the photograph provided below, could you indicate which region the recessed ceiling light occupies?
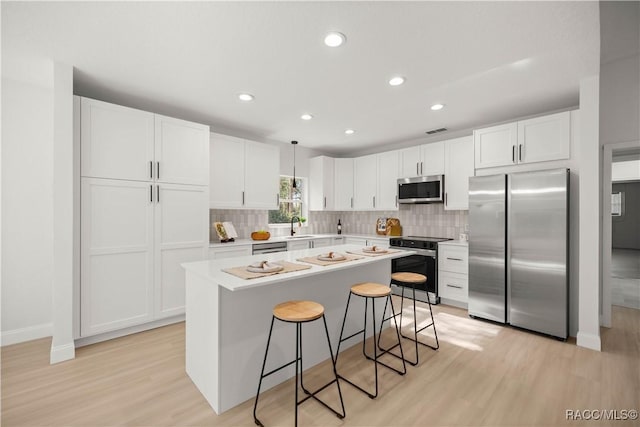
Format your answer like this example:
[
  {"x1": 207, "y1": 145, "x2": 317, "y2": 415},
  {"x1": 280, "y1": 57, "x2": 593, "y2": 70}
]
[
  {"x1": 345, "y1": 129, "x2": 355, "y2": 135},
  {"x1": 324, "y1": 32, "x2": 346, "y2": 47},
  {"x1": 238, "y1": 93, "x2": 254, "y2": 101},
  {"x1": 388, "y1": 76, "x2": 405, "y2": 86},
  {"x1": 430, "y1": 103, "x2": 445, "y2": 111},
  {"x1": 301, "y1": 114, "x2": 313, "y2": 120}
]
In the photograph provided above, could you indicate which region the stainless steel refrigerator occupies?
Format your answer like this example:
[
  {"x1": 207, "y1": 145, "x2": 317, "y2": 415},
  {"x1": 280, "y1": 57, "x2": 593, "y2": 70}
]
[{"x1": 468, "y1": 168, "x2": 569, "y2": 339}]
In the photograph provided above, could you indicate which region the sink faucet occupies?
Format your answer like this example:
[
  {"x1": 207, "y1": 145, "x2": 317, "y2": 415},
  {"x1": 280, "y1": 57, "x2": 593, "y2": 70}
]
[{"x1": 290, "y1": 216, "x2": 301, "y2": 236}]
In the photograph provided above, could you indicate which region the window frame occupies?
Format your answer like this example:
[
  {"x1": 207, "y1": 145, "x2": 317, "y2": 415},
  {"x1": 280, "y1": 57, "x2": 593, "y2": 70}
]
[{"x1": 268, "y1": 175, "x2": 309, "y2": 228}]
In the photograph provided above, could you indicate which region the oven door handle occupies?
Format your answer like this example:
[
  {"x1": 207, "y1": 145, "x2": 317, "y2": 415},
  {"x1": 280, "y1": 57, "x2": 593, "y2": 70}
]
[{"x1": 391, "y1": 247, "x2": 436, "y2": 257}]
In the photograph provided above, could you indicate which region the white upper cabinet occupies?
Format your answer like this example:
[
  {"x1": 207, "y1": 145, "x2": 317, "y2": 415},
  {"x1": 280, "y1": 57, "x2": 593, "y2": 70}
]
[
  {"x1": 517, "y1": 111, "x2": 571, "y2": 164},
  {"x1": 420, "y1": 141, "x2": 445, "y2": 176},
  {"x1": 309, "y1": 156, "x2": 335, "y2": 211},
  {"x1": 474, "y1": 111, "x2": 571, "y2": 169},
  {"x1": 210, "y1": 134, "x2": 245, "y2": 208},
  {"x1": 376, "y1": 150, "x2": 400, "y2": 210},
  {"x1": 474, "y1": 122, "x2": 518, "y2": 169},
  {"x1": 209, "y1": 133, "x2": 280, "y2": 209},
  {"x1": 81, "y1": 97, "x2": 155, "y2": 181},
  {"x1": 81, "y1": 97, "x2": 210, "y2": 185},
  {"x1": 399, "y1": 146, "x2": 422, "y2": 178},
  {"x1": 334, "y1": 158, "x2": 354, "y2": 210},
  {"x1": 353, "y1": 154, "x2": 378, "y2": 210},
  {"x1": 155, "y1": 115, "x2": 210, "y2": 186},
  {"x1": 244, "y1": 140, "x2": 280, "y2": 209},
  {"x1": 399, "y1": 141, "x2": 445, "y2": 178},
  {"x1": 444, "y1": 136, "x2": 474, "y2": 210}
]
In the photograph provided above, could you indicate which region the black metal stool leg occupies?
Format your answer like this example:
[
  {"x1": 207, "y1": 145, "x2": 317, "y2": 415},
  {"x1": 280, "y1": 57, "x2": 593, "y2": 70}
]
[
  {"x1": 254, "y1": 316, "x2": 276, "y2": 427},
  {"x1": 400, "y1": 283, "x2": 440, "y2": 353}
]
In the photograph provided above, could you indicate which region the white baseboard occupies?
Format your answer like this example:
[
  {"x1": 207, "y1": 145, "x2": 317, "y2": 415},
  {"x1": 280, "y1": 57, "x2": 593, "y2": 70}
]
[
  {"x1": 1, "y1": 323, "x2": 52, "y2": 346},
  {"x1": 50, "y1": 342, "x2": 75, "y2": 364},
  {"x1": 74, "y1": 315, "x2": 185, "y2": 348},
  {"x1": 576, "y1": 331, "x2": 601, "y2": 351}
]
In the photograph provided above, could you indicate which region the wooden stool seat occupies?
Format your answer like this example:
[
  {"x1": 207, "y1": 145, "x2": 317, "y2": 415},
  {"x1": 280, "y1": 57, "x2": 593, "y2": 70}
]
[
  {"x1": 351, "y1": 283, "x2": 390, "y2": 298},
  {"x1": 391, "y1": 272, "x2": 426, "y2": 284},
  {"x1": 273, "y1": 300, "x2": 324, "y2": 322}
]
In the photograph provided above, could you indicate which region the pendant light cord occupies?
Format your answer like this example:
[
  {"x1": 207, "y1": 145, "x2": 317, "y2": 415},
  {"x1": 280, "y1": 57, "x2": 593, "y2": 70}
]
[{"x1": 291, "y1": 141, "x2": 298, "y2": 189}]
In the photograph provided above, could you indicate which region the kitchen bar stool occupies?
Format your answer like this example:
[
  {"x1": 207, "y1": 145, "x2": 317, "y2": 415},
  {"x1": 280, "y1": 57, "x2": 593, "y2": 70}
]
[
  {"x1": 335, "y1": 283, "x2": 406, "y2": 399},
  {"x1": 253, "y1": 300, "x2": 345, "y2": 427},
  {"x1": 379, "y1": 272, "x2": 439, "y2": 366}
]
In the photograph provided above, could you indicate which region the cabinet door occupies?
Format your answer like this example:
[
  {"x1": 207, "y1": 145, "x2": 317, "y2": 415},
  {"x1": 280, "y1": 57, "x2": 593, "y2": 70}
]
[
  {"x1": 210, "y1": 134, "x2": 245, "y2": 208},
  {"x1": 334, "y1": 158, "x2": 354, "y2": 210},
  {"x1": 309, "y1": 156, "x2": 334, "y2": 210},
  {"x1": 444, "y1": 136, "x2": 474, "y2": 210},
  {"x1": 438, "y1": 244, "x2": 469, "y2": 274},
  {"x1": 438, "y1": 271, "x2": 468, "y2": 303},
  {"x1": 353, "y1": 154, "x2": 378, "y2": 210},
  {"x1": 155, "y1": 115, "x2": 209, "y2": 186},
  {"x1": 287, "y1": 240, "x2": 310, "y2": 251},
  {"x1": 474, "y1": 123, "x2": 518, "y2": 169},
  {"x1": 399, "y1": 146, "x2": 422, "y2": 178},
  {"x1": 420, "y1": 141, "x2": 445, "y2": 176},
  {"x1": 81, "y1": 178, "x2": 154, "y2": 336},
  {"x1": 209, "y1": 245, "x2": 253, "y2": 259},
  {"x1": 244, "y1": 141, "x2": 280, "y2": 209},
  {"x1": 81, "y1": 98, "x2": 154, "y2": 181},
  {"x1": 376, "y1": 151, "x2": 399, "y2": 210},
  {"x1": 155, "y1": 184, "x2": 208, "y2": 319},
  {"x1": 518, "y1": 111, "x2": 570, "y2": 164}
]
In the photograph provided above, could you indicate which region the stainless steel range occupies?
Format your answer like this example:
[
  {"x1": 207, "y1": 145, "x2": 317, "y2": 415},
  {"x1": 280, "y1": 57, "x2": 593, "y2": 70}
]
[{"x1": 389, "y1": 236, "x2": 452, "y2": 304}]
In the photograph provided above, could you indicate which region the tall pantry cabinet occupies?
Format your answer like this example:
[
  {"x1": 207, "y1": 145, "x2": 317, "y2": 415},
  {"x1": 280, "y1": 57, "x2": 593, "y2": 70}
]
[{"x1": 79, "y1": 97, "x2": 209, "y2": 337}]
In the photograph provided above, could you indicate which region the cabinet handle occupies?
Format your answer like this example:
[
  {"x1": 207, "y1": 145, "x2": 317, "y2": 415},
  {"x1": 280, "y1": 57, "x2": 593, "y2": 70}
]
[
  {"x1": 420, "y1": 162, "x2": 423, "y2": 175},
  {"x1": 150, "y1": 185, "x2": 153, "y2": 202},
  {"x1": 395, "y1": 195, "x2": 398, "y2": 207},
  {"x1": 156, "y1": 185, "x2": 160, "y2": 203},
  {"x1": 416, "y1": 163, "x2": 419, "y2": 175},
  {"x1": 512, "y1": 146, "x2": 516, "y2": 163},
  {"x1": 149, "y1": 161, "x2": 153, "y2": 179},
  {"x1": 350, "y1": 197, "x2": 353, "y2": 208},
  {"x1": 373, "y1": 196, "x2": 376, "y2": 208},
  {"x1": 156, "y1": 162, "x2": 160, "y2": 179},
  {"x1": 446, "y1": 284, "x2": 463, "y2": 289},
  {"x1": 242, "y1": 191, "x2": 245, "y2": 206},
  {"x1": 518, "y1": 144, "x2": 523, "y2": 162},
  {"x1": 276, "y1": 194, "x2": 279, "y2": 207},
  {"x1": 445, "y1": 192, "x2": 448, "y2": 206},
  {"x1": 447, "y1": 257, "x2": 463, "y2": 261},
  {"x1": 324, "y1": 196, "x2": 327, "y2": 208}
]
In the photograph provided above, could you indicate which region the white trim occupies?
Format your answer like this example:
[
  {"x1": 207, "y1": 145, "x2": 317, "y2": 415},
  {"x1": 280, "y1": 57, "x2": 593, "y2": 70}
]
[
  {"x1": 601, "y1": 140, "x2": 640, "y2": 329},
  {"x1": 576, "y1": 331, "x2": 602, "y2": 351},
  {"x1": 1, "y1": 323, "x2": 52, "y2": 346},
  {"x1": 50, "y1": 343, "x2": 75, "y2": 364},
  {"x1": 74, "y1": 314, "x2": 184, "y2": 348}
]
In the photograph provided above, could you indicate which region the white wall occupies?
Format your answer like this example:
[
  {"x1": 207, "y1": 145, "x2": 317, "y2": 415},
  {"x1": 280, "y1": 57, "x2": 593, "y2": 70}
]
[{"x1": 1, "y1": 77, "x2": 55, "y2": 345}]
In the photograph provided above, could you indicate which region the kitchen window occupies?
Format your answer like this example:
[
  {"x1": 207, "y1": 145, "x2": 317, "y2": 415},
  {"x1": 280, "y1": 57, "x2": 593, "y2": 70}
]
[{"x1": 268, "y1": 176, "x2": 308, "y2": 226}]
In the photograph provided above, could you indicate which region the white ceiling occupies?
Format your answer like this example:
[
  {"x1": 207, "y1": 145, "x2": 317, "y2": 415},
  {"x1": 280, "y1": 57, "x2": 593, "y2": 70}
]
[{"x1": 2, "y1": 1, "x2": 600, "y2": 155}]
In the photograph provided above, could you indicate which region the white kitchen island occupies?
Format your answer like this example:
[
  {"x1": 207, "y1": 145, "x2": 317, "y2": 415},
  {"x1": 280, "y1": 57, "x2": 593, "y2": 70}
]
[{"x1": 181, "y1": 244, "x2": 413, "y2": 414}]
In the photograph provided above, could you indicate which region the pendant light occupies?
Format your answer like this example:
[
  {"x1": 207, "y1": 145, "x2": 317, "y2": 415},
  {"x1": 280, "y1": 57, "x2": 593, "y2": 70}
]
[{"x1": 291, "y1": 140, "x2": 298, "y2": 189}]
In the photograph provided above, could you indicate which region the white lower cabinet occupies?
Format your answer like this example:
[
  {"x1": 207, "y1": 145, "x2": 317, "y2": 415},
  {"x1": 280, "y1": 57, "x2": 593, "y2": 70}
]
[
  {"x1": 287, "y1": 240, "x2": 311, "y2": 251},
  {"x1": 209, "y1": 245, "x2": 253, "y2": 260},
  {"x1": 438, "y1": 243, "x2": 469, "y2": 306},
  {"x1": 81, "y1": 178, "x2": 208, "y2": 337}
]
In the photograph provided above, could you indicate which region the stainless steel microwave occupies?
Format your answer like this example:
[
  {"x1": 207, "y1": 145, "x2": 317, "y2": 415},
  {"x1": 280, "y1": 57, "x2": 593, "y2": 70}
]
[{"x1": 397, "y1": 175, "x2": 444, "y2": 204}]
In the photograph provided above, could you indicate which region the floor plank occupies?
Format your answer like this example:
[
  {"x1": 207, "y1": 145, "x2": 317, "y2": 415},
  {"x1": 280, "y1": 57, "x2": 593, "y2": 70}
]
[{"x1": 2, "y1": 304, "x2": 639, "y2": 426}]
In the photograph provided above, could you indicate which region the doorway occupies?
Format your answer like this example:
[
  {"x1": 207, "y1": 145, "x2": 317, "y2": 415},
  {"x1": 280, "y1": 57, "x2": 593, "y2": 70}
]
[{"x1": 602, "y1": 141, "x2": 640, "y2": 328}]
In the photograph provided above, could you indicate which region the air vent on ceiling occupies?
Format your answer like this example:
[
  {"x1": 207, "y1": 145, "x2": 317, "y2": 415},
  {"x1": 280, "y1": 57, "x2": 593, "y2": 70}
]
[{"x1": 425, "y1": 127, "x2": 448, "y2": 135}]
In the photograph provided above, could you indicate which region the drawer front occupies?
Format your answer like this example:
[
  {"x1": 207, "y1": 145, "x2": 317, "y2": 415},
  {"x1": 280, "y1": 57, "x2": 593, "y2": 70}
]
[
  {"x1": 439, "y1": 245, "x2": 468, "y2": 274},
  {"x1": 439, "y1": 271, "x2": 468, "y2": 303},
  {"x1": 209, "y1": 246, "x2": 252, "y2": 259}
]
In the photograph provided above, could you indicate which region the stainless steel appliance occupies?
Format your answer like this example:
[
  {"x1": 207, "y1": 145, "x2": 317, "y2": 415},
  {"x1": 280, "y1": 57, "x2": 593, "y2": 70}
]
[
  {"x1": 252, "y1": 241, "x2": 288, "y2": 255},
  {"x1": 389, "y1": 236, "x2": 452, "y2": 303},
  {"x1": 468, "y1": 168, "x2": 569, "y2": 339},
  {"x1": 398, "y1": 175, "x2": 444, "y2": 204}
]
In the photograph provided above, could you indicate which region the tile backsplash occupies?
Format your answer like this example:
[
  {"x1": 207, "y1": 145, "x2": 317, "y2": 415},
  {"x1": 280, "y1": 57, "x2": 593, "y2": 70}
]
[{"x1": 210, "y1": 204, "x2": 467, "y2": 242}]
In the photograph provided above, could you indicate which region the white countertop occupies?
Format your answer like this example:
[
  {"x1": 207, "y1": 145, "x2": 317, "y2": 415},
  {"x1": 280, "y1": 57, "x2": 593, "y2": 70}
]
[
  {"x1": 184, "y1": 244, "x2": 414, "y2": 291},
  {"x1": 439, "y1": 239, "x2": 469, "y2": 247},
  {"x1": 209, "y1": 233, "x2": 397, "y2": 248}
]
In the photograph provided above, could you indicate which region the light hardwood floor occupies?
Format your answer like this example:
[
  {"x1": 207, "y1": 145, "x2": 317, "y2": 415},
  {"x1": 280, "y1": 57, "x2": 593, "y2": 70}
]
[{"x1": 2, "y1": 304, "x2": 639, "y2": 426}]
